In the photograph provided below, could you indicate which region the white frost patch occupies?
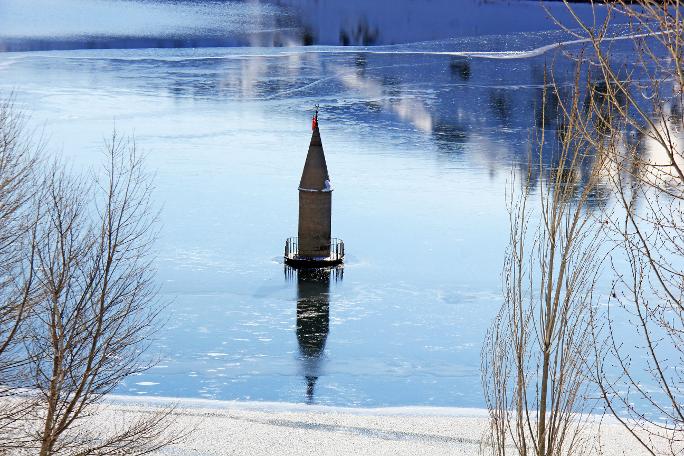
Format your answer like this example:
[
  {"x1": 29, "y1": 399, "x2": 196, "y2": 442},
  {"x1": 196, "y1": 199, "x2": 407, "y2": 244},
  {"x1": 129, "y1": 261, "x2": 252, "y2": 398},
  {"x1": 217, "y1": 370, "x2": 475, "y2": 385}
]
[{"x1": 135, "y1": 381, "x2": 160, "y2": 386}]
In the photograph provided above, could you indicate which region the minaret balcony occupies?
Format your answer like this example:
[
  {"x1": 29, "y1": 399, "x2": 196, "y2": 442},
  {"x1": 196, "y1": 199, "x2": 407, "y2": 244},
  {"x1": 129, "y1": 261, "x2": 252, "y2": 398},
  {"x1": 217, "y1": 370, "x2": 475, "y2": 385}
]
[{"x1": 284, "y1": 237, "x2": 345, "y2": 267}]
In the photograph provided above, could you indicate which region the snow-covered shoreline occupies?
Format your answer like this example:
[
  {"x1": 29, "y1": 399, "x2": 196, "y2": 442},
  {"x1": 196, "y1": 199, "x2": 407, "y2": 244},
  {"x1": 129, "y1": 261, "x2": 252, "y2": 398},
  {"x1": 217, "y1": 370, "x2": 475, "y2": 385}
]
[
  {"x1": 105, "y1": 394, "x2": 491, "y2": 417},
  {"x1": 85, "y1": 395, "x2": 650, "y2": 455}
]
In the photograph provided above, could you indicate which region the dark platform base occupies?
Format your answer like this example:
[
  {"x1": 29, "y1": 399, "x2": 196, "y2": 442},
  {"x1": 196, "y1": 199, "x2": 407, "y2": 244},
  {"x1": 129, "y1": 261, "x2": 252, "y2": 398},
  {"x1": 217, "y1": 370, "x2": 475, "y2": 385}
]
[{"x1": 284, "y1": 256, "x2": 343, "y2": 268}]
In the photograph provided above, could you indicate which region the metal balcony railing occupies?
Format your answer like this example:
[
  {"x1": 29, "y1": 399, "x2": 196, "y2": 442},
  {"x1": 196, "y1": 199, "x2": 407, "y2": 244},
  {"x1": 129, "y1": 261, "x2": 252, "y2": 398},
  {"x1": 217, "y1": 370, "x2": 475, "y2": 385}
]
[{"x1": 284, "y1": 237, "x2": 344, "y2": 262}]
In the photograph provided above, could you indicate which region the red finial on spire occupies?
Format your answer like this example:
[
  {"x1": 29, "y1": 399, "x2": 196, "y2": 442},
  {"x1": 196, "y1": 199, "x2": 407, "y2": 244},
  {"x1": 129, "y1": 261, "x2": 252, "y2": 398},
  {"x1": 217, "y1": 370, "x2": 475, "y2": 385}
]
[{"x1": 311, "y1": 104, "x2": 319, "y2": 131}]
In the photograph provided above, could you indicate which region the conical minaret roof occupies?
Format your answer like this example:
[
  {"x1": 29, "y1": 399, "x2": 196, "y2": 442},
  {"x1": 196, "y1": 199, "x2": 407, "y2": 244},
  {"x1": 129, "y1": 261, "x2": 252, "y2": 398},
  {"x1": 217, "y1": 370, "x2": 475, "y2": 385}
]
[{"x1": 299, "y1": 127, "x2": 331, "y2": 191}]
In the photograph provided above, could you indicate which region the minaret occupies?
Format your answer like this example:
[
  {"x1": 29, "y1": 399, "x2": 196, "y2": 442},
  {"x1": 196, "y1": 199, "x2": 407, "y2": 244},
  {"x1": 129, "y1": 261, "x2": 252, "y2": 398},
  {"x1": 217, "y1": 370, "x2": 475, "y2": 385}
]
[
  {"x1": 284, "y1": 108, "x2": 344, "y2": 267},
  {"x1": 298, "y1": 113, "x2": 332, "y2": 257}
]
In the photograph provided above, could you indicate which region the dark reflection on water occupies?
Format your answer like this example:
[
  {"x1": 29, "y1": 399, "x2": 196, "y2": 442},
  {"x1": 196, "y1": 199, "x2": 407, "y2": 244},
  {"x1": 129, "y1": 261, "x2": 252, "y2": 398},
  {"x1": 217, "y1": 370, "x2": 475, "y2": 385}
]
[
  {"x1": 291, "y1": 267, "x2": 342, "y2": 404},
  {"x1": 0, "y1": 0, "x2": 618, "y2": 52},
  {"x1": 4, "y1": 39, "x2": 659, "y2": 206}
]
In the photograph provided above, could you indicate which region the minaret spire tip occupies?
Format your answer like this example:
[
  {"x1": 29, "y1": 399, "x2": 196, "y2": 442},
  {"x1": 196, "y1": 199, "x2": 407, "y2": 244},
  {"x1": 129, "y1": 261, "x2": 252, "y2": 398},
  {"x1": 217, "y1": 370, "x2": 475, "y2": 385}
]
[{"x1": 311, "y1": 104, "x2": 319, "y2": 131}]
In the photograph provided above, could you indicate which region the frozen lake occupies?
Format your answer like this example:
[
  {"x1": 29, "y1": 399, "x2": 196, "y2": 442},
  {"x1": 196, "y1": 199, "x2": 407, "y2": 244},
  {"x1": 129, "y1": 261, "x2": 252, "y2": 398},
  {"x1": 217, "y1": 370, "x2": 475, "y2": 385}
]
[{"x1": 0, "y1": 0, "x2": 634, "y2": 406}]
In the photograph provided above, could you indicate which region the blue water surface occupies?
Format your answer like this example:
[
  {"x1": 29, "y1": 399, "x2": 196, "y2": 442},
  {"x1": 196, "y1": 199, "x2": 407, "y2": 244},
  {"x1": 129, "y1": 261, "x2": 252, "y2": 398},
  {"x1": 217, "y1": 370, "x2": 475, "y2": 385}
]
[{"x1": 0, "y1": 0, "x2": 640, "y2": 407}]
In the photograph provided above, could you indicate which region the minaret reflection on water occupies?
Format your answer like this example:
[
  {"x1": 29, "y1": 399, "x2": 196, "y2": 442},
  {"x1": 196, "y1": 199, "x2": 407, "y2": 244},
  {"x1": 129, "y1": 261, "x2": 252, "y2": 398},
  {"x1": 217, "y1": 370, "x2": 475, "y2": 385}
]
[{"x1": 289, "y1": 267, "x2": 341, "y2": 403}]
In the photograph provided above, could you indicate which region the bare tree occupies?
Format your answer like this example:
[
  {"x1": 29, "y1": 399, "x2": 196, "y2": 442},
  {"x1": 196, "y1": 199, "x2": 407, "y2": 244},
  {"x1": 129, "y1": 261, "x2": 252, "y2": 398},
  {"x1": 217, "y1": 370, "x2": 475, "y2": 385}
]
[
  {"x1": 20, "y1": 133, "x2": 175, "y2": 456},
  {"x1": 566, "y1": 0, "x2": 684, "y2": 454},
  {"x1": 0, "y1": 96, "x2": 41, "y2": 449},
  {"x1": 481, "y1": 71, "x2": 606, "y2": 456},
  {"x1": 554, "y1": 1, "x2": 684, "y2": 454}
]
